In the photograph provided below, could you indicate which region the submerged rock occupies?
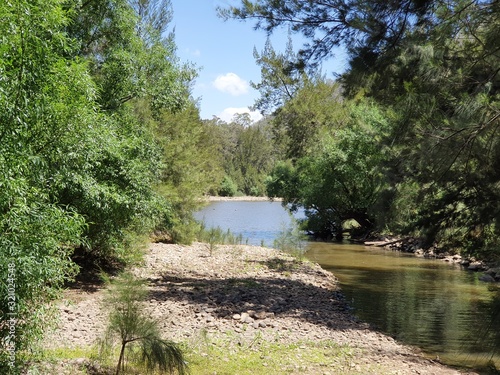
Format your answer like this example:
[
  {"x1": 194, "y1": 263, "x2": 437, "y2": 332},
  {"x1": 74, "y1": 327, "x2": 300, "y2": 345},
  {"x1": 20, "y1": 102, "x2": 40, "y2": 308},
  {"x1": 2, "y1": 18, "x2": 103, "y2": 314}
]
[{"x1": 479, "y1": 274, "x2": 496, "y2": 283}]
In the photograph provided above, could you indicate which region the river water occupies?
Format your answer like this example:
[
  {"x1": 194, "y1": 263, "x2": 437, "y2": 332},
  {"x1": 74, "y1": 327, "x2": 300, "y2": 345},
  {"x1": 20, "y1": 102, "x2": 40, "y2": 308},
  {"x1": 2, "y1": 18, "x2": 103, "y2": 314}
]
[
  {"x1": 195, "y1": 200, "x2": 500, "y2": 371},
  {"x1": 194, "y1": 200, "x2": 304, "y2": 247}
]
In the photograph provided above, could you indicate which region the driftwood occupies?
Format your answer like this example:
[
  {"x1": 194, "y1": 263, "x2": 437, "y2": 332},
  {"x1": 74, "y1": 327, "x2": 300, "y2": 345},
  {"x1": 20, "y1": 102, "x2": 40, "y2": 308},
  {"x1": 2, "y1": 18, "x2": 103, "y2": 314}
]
[{"x1": 364, "y1": 237, "x2": 410, "y2": 247}]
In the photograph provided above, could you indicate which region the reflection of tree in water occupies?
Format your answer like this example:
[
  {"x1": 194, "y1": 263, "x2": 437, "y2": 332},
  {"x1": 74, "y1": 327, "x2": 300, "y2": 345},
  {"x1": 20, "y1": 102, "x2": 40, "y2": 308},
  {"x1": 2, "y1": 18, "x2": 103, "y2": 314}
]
[
  {"x1": 330, "y1": 261, "x2": 500, "y2": 370},
  {"x1": 462, "y1": 287, "x2": 500, "y2": 370}
]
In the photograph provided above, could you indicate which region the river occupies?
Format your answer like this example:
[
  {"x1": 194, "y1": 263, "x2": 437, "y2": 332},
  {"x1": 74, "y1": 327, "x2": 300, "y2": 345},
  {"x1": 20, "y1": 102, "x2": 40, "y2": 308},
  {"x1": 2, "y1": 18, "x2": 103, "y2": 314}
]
[{"x1": 195, "y1": 200, "x2": 500, "y2": 371}]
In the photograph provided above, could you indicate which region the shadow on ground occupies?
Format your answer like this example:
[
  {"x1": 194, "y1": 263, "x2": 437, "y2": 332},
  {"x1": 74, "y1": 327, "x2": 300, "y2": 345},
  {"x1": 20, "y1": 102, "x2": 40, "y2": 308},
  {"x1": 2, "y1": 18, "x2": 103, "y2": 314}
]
[{"x1": 147, "y1": 257, "x2": 359, "y2": 332}]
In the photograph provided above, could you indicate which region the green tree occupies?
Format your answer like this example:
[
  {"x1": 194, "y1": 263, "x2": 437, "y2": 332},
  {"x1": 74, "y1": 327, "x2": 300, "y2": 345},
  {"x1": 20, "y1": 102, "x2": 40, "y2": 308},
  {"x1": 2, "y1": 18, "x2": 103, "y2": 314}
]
[
  {"x1": 212, "y1": 116, "x2": 277, "y2": 196},
  {"x1": 271, "y1": 79, "x2": 345, "y2": 160},
  {"x1": 0, "y1": 0, "x2": 198, "y2": 370},
  {"x1": 352, "y1": 1, "x2": 500, "y2": 254},
  {"x1": 251, "y1": 35, "x2": 307, "y2": 115},
  {"x1": 267, "y1": 100, "x2": 388, "y2": 239},
  {"x1": 0, "y1": 0, "x2": 94, "y2": 370},
  {"x1": 222, "y1": 0, "x2": 500, "y2": 257},
  {"x1": 58, "y1": 0, "x2": 197, "y2": 258},
  {"x1": 155, "y1": 102, "x2": 224, "y2": 242}
]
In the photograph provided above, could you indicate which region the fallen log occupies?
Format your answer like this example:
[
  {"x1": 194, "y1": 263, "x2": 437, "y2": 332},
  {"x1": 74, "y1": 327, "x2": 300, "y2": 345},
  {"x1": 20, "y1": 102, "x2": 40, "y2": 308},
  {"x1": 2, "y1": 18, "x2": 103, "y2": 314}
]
[{"x1": 364, "y1": 237, "x2": 410, "y2": 247}]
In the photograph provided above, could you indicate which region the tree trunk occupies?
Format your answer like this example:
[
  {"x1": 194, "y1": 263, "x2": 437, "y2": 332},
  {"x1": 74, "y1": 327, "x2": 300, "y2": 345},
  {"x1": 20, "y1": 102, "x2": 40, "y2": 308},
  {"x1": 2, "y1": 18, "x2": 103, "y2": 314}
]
[{"x1": 115, "y1": 341, "x2": 127, "y2": 375}]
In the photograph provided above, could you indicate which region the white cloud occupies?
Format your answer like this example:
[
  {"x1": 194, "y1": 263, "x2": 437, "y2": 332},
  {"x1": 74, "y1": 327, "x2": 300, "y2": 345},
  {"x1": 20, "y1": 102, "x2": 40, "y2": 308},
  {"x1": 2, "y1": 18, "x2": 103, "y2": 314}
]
[
  {"x1": 218, "y1": 107, "x2": 263, "y2": 123},
  {"x1": 183, "y1": 48, "x2": 201, "y2": 57},
  {"x1": 212, "y1": 73, "x2": 249, "y2": 96}
]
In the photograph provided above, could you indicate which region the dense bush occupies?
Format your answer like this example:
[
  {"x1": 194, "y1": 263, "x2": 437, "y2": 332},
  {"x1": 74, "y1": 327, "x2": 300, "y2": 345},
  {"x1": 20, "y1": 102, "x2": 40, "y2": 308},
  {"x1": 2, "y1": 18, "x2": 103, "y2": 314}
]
[
  {"x1": 0, "y1": 0, "x2": 211, "y2": 370},
  {"x1": 218, "y1": 175, "x2": 238, "y2": 197}
]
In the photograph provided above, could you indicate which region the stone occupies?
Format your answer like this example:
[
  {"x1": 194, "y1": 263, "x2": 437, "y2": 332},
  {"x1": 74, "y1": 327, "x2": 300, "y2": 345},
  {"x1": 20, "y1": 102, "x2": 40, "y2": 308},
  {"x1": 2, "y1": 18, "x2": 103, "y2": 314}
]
[
  {"x1": 468, "y1": 261, "x2": 484, "y2": 271},
  {"x1": 479, "y1": 274, "x2": 495, "y2": 283},
  {"x1": 240, "y1": 312, "x2": 250, "y2": 321},
  {"x1": 254, "y1": 310, "x2": 267, "y2": 320}
]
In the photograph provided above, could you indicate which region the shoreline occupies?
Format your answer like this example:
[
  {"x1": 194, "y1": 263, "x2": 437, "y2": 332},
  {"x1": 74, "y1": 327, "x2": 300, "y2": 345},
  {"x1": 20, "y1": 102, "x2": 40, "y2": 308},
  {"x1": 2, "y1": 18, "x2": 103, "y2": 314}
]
[
  {"x1": 42, "y1": 242, "x2": 477, "y2": 374},
  {"x1": 202, "y1": 195, "x2": 283, "y2": 202}
]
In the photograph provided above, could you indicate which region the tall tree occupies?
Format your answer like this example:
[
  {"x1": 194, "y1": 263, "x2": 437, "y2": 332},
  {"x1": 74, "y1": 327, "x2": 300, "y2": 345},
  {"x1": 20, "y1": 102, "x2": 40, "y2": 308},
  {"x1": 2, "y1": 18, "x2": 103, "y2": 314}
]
[
  {"x1": 251, "y1": 35, "x2": 307, "y2": 114},
  {"x1": 271, "y1": 79, "x2": 345, "y2": 160},
  {"x1": 155, "y1": 102, "x2": 224, "y2": 242},
  {"x1": 0, "y1": 0, "x2": 200, "y2": 370},
  {"x1": 0, "y1": 0, "x2": 94, "y2": 370}
]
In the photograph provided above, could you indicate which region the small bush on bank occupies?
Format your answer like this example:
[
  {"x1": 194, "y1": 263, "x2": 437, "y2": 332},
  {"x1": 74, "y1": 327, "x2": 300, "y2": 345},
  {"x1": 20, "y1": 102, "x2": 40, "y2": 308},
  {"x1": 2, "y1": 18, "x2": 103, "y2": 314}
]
[
  {"x1": 99, "y1": 273, "x2": 188, "y2": 375},
  {"x1": 273, "y1": 219, "x2": 308, "y2": 261},
  {"x1": 218, "y1": 176, "x2": 238, "y2": 197}
]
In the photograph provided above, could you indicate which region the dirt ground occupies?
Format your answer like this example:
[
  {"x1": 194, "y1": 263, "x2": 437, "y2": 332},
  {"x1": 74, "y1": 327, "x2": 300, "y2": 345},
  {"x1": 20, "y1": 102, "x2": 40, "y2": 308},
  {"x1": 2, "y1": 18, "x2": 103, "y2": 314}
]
[{"x1": 43, "y1": 242, "x2": 479, "y2": 374}]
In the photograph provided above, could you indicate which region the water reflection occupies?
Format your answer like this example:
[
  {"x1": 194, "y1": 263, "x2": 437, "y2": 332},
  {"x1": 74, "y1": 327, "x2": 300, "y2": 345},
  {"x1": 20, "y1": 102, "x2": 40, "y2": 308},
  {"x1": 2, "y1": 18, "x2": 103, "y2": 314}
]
[{"x1": 306, "y1": 242, "x2": 500, "y2": 370}]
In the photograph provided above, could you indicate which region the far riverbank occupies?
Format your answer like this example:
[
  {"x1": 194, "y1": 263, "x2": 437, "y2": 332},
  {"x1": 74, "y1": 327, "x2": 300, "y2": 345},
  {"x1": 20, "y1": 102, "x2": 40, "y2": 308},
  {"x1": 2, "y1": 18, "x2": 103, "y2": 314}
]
[{"x1": 203, "y1": 195, "x2": 282, "y2": 202}]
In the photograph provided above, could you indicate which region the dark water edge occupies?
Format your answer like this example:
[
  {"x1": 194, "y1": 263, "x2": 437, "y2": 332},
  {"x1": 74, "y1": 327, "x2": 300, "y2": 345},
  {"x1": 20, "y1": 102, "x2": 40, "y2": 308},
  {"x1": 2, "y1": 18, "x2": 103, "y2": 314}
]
[{"x1": 306, "y1": 242, "x2": 500, "y2": 373}]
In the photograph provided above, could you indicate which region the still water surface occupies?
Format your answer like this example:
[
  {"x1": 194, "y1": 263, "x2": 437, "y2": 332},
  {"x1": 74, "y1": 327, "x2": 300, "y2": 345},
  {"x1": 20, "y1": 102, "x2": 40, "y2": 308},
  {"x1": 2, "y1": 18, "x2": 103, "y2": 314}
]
[
  {"x1": 195, "y1": 201, "x2": 500, "y2": 371},
  {"x1": 194, "y1": 200, "x2": 303, "y2": 247}
]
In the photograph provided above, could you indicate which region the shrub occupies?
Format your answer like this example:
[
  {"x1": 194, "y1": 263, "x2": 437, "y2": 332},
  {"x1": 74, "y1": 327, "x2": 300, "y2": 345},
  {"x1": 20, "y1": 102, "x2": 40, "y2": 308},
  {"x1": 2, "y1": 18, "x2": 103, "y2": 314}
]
[
  {"x1": 218, "y1": 176, "x2": 238, "y2": 197},
  {"x1": 99, "y1": 273, "x2": 188, "y2": 375}
]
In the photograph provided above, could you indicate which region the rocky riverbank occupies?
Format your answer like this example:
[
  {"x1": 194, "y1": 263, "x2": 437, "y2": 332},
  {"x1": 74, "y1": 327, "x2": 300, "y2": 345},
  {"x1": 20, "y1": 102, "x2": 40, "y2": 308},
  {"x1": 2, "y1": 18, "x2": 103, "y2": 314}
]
[
  {"x1": 364, "y1": 236, "x2": 500, "y2": 283},
  {"x1": 42, "y1": 242, "x2": 478, "y2": 374}
]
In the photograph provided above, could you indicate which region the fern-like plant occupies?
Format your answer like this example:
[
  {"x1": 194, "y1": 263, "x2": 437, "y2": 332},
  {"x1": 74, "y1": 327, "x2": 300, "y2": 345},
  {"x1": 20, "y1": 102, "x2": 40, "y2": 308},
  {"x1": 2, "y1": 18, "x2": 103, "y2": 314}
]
[{"x1": 100, "y1": 273, "x2": 188, "y2": 375}]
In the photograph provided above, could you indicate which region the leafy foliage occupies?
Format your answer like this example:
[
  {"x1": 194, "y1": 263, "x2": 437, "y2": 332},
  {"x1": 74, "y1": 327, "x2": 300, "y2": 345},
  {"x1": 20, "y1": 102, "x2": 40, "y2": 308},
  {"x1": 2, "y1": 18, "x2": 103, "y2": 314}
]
[
  {"x1": 210, "y1": 116, "x2": 277, "y2": 196},
  {"x1": 267, "y1": 98, "x2": 388, "y2": 239},
  {"x1": 0, "y1": 0, "x2": 211, "y2": 369},
  {"x1": 0, "y1": 0, "x2": 93, "y2": 369},
  {"x1": 219, "y1": 175, "x2": 238, "y2": 197},
  {"x1": 218, "y1": 0, "x2": 434, "y2": 70},
  {"x1": 251, "y1": 35, "x2": 307, "y2": 114},
  {"x1": 153, "y1": 102, "x2": 224, "y2": 243},
  {"x1": 271, "y1": 79, "x2": 345, "y2": 160}
]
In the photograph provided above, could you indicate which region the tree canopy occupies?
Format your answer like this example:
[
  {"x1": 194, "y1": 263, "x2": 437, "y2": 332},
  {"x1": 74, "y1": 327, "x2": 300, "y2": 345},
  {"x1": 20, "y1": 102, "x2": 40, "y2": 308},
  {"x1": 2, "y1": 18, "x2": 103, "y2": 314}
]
[{"x1": 223, "y1": 0, "x2": 500, "y2": 254}]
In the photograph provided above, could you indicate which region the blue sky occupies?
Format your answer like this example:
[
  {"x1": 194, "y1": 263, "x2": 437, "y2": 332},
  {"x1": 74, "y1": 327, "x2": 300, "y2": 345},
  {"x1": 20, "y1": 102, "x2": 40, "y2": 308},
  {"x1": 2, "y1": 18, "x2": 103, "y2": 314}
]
[{"x1": 170, "y1": 0, "x2": 348, "y2": 122}]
